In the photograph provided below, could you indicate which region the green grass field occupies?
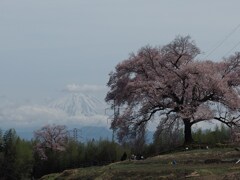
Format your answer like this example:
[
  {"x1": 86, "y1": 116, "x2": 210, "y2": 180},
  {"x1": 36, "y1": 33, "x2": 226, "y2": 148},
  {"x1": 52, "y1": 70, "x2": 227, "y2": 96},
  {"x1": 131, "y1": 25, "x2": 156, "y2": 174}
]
[{"x1": 41, "y1": 148, "x2": 240, "y2": 180}]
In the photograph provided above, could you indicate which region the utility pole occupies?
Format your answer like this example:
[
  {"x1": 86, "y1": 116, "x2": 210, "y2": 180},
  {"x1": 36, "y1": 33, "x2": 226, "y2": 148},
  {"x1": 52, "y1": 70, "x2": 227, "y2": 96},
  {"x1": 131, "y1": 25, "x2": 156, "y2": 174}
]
[
  {"x1": 105, "y1": 100, "x2": 120, "y2": 142},
  {"x1": 112, "y1": 100, "x2": 119, "y2": 142}
]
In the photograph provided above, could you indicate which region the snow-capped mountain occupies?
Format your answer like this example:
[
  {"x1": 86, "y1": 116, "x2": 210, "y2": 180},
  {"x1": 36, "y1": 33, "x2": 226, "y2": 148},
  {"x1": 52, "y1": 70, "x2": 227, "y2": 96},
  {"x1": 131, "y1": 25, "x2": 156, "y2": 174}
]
[{"x1": 48, "y1": 93, "x2": 106, "y2": 116}]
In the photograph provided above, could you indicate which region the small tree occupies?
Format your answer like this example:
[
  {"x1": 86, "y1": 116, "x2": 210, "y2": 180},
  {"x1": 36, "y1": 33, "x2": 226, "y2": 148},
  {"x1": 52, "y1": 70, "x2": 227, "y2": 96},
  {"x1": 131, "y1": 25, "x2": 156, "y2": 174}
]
[
  {"x1": 34, "y1": 124, "x2": 68, "y2": 160},
  {"x1": 33, "y1": 125, "x2": 68, "y2": 177}
]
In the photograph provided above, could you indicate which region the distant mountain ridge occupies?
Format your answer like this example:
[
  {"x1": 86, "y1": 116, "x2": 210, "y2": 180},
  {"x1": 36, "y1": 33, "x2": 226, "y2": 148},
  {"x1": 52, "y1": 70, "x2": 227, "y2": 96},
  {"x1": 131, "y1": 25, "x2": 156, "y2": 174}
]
[
  {"x1": 17, "y1": 126, "x2": 113, "y2": 142},
  {"x1": 17, "y1": 126, "x2": 154, "y2": 143},
  {"x1": 48, "y1": 93, "x2": 106, "y2": 116}
]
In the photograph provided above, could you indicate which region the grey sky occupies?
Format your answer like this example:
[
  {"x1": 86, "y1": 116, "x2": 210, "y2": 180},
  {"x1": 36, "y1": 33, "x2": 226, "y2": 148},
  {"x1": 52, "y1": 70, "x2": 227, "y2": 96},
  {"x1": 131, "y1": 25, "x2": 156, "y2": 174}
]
[{"x1": 1, "y1": 0, "x2": 240, "y2": 130}]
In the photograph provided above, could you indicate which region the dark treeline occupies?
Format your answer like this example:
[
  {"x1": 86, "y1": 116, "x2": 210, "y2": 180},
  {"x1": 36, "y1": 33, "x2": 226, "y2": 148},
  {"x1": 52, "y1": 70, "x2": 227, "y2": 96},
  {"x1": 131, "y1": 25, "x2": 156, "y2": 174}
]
[
  {"x1": 0, "y1": 125, "x2": 233, "y2": 179},
  {"x1": 150, "y1": 124, "x2": 231, "y2": 155},
  {"x1": 0, "y1": 129, "x2": 33, "y2": 179},
  {"x1": 33, "y1": 139, "x2": 131, "y2": 178},
  {"x1": 0, "y1": 128, "x2": 130, "y2": 179}
]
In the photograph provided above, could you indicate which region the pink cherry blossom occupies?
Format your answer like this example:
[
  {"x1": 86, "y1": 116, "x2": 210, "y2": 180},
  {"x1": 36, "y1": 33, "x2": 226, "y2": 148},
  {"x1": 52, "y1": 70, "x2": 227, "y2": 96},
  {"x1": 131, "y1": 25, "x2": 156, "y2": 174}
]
[
  {"x1": 34, "y1": 124, "x2": 68, "y2": 160},
  {"x1": 106, "y1": 36, "x2": 240, "y2": 144}
]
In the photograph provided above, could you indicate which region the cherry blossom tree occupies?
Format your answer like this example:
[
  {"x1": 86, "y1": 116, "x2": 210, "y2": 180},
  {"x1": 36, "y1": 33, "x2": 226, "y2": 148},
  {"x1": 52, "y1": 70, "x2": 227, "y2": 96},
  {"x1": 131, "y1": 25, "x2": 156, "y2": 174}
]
[
  {"x1": 34, "y1": 124, "x2": 68, "y2": 160},
  {"x1": 106, "y1": 36, "x2": 240, "y2": 144}
]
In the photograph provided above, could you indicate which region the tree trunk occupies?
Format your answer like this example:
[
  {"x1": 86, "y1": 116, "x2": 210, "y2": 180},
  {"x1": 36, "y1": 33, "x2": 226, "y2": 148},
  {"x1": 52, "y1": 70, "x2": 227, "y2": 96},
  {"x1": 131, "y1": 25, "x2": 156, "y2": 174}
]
[{"x1": 183, "y1": 119, "x2": 193, "y2": 144}]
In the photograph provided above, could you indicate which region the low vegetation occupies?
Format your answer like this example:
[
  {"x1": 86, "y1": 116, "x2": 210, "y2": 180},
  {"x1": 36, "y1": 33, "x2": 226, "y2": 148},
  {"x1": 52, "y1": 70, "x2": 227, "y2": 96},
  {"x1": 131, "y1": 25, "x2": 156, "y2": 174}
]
[{"x1": 41, "y1": 148, "x2": 240, "y2": 180}]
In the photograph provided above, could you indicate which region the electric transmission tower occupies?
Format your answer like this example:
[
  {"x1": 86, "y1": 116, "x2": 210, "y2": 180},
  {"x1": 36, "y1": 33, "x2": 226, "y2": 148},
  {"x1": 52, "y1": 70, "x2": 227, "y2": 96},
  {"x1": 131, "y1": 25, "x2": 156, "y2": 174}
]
[{"x1": 68, "y1": 128, "x2": 82, "y2": 142}]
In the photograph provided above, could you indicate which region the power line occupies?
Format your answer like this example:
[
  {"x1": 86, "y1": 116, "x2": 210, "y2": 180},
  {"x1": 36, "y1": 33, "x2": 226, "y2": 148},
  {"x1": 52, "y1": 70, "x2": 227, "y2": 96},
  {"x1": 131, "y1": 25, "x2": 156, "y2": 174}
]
[
  {"x1": 203, "y1": 23, "x2": 240, "y2": 59},
  {"x1": 223, "y1": 39, "x2": 240, "y2": 57}
]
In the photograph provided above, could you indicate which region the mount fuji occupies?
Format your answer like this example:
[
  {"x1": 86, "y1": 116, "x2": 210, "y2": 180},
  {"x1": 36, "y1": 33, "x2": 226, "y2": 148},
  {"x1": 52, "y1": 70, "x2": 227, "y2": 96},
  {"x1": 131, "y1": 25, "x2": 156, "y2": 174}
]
[{"x1": 48, "y1": 93, "x2": 107, "y2": 117}]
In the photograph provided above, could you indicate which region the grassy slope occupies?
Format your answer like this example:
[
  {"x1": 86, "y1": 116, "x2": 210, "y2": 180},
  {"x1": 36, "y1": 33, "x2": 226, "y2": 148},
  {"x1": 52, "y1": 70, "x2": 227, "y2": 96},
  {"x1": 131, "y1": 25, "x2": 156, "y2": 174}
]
[{"x1": 41, "y1": 148, "x2": 240, "y2": 180}]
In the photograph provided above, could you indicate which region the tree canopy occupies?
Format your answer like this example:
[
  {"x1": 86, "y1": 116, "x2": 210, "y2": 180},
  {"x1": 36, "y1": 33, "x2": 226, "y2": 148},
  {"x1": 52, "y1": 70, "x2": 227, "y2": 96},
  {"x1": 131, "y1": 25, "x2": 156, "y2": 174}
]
[
  {"x1": 106, "y1": 36, "x2": 240, "y2": 144},
  {"x1": 34, "y1": 124, "x2": 68, "y2": 160}
]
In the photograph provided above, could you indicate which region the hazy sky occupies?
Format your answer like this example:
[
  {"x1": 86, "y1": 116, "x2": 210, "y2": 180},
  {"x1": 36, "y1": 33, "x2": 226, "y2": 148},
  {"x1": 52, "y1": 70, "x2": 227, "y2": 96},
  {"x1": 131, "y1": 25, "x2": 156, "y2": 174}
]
[{"x1": 1, "y1": 0, "x2": 240, "y2": 131}]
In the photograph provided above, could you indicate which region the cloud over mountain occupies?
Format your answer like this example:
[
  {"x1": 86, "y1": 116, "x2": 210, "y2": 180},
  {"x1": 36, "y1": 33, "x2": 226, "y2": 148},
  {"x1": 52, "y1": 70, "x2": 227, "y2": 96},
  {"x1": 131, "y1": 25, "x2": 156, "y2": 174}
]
[
  {"x1": 0, "y1": 93, "x2": 110, "y2": 130},
  {"x1": 63, "y1": 84, "x2": 107, "y2": 93}
]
